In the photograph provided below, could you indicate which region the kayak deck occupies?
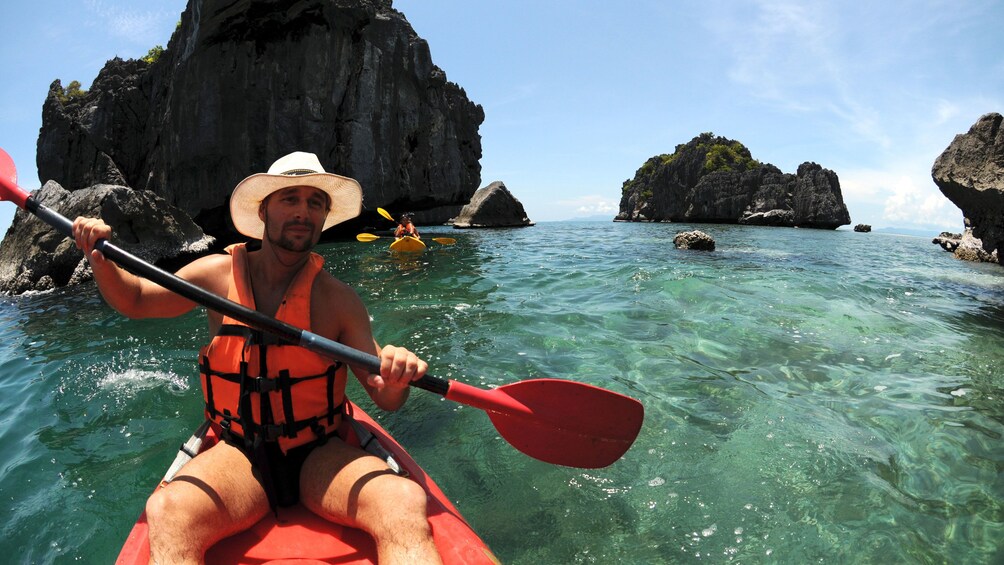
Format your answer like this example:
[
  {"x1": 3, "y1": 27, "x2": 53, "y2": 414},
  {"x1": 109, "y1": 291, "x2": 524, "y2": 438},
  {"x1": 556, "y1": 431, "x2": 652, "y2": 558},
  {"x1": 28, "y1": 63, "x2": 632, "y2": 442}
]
[
  {"x1": 389, "y1": 236, "x2": 426, "y2": 252},
  {"x1": 115, "y1": 401, "x2": 497, "y2": 564}
]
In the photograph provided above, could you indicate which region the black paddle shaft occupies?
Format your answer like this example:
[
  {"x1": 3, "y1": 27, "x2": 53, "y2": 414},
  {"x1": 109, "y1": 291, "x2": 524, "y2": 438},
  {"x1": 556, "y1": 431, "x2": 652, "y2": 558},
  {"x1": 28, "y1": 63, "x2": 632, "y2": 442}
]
[{"x1": 25, "y1": 196, "x2": 451, "y2": 396}]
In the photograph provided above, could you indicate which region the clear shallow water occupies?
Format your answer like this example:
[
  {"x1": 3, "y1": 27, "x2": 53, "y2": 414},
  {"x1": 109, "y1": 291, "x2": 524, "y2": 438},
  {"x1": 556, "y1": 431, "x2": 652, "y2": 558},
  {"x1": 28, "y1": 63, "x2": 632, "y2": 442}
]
[{"x1": 1, "y1": 221, "x2": 1002, "y2": 564}]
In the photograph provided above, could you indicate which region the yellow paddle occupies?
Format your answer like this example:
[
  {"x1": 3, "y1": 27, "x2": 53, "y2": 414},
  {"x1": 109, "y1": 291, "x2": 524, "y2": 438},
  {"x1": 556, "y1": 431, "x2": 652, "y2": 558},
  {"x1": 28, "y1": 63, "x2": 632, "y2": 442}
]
[
  {"x1": 356, "y1": 233, "x2": 456, "y2": 245},
  {"x1": 377, "y1": 207, "x2": 395, "y2": 222}
]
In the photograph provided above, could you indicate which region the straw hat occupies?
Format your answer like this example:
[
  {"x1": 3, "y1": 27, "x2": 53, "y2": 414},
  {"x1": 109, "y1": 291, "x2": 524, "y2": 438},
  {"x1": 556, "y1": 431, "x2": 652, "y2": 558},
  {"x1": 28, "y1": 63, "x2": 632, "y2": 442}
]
[{"x1": 230, "y1": 151, "x2": 362, "y2": 239}]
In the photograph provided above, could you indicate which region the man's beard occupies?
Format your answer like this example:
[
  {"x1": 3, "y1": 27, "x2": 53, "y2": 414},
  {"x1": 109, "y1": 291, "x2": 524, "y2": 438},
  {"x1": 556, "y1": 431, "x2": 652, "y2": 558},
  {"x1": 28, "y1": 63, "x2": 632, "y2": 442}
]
[{"x1": 265, "y1": 217, "x2": 317, "y2": 252}]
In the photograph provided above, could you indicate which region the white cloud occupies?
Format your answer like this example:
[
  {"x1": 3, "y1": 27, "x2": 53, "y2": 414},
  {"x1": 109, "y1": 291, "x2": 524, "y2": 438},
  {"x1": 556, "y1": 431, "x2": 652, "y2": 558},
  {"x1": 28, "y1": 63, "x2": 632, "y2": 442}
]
[
  {"x1": 840, "y1": 166, "x2": 962, "y2": 230},
  {"x1": 555, "y1": 194, "x2": 619, "y2": 218},
  {"x1": 883, "y1": 184, "x2": 960, "y2": 228},
  {"x1": 84, "y1": 0, "x2": 179, "y2": 47},
  {"x1": 934, "y1": 99, "x2": 961, "y2": 126}
]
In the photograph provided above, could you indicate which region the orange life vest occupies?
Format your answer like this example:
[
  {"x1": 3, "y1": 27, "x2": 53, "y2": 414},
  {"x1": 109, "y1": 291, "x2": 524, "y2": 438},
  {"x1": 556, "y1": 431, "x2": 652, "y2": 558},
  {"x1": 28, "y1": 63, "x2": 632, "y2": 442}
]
[{"x1": 198, "y1": 243, "x2": 346, "y2": 453}]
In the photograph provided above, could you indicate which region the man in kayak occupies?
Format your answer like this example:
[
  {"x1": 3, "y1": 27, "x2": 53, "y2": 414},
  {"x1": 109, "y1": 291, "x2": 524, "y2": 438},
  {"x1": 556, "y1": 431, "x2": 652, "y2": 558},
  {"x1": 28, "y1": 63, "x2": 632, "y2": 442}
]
[
  {"x1": 394, "y1": 213, "x2": 420, "y2": 239},
  {"x1": 72, "y1": 152, "x2": 442, "y2": 565}
]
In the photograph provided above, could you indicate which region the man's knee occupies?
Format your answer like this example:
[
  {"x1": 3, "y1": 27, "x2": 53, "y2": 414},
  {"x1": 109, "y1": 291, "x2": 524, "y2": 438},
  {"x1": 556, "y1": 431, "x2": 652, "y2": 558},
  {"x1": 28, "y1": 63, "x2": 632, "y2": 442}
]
[
  {"x1": 379, "y1": 477, "x2": 431, "y2": 528},
  {"x1": 146, "y1": 485, "x2": 204, "y2": 533},
  {"x1": 146, "y1": 485, "x2": 192, "y2": 531}
]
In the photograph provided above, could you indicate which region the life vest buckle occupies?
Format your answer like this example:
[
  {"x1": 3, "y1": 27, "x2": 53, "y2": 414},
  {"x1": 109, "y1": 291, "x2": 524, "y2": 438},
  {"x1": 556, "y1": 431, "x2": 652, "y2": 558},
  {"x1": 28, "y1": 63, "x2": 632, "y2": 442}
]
[
  {"x1": 252, "y1": 376, "x2": 279, "y2": 393},
  {"x1": 220, "y1": 411, "x2": 234, "y2": 433}
]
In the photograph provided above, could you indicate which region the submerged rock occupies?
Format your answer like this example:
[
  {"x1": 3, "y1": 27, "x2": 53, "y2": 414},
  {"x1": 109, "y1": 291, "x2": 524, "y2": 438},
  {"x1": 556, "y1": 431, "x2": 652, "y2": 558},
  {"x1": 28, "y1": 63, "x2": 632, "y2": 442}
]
[
  {"x1": 451, "y1": 181, "x2": 534, "y2": 229},
  {"x1": 673, "y1": 230, "x2": 715, "y2": 251}
]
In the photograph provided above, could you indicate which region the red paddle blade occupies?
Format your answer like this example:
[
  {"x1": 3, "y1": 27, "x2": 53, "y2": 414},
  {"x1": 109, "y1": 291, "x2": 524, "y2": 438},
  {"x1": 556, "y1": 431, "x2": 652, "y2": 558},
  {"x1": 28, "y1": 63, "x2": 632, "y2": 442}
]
[
  {"x1": 0, "y1": 148, "x2": 29, "y2": 207},
  {"x1": 447, "y1": 379, "x2": 644, "y2": 468}
]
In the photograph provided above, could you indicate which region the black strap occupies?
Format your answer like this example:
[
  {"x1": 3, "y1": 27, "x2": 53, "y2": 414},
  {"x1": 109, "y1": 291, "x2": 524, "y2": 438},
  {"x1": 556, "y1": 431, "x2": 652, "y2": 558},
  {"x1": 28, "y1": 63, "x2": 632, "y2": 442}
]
[
  {"x1": 201, "y1": 355, "x2": 216, "y2": 416},
  {"x1": 237, "y1": 360, "x2": 256, "y2": 445},
  {"x1": 326, "y1": 365, "x2": 336, "y2": 425},
  {"x1": 279, "y1": 369, "x2": 297, "y2": 440}
]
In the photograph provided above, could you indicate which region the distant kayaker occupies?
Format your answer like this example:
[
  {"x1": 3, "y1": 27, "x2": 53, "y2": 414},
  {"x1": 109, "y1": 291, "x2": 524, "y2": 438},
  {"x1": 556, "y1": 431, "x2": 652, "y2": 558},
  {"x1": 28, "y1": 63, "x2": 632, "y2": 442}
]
[
  {"x1": 394, "y1": 213, "x2": 420, "y2": 239},
  {"x1": 71, "y1": 152, "x2": 442, "y2": 565}
]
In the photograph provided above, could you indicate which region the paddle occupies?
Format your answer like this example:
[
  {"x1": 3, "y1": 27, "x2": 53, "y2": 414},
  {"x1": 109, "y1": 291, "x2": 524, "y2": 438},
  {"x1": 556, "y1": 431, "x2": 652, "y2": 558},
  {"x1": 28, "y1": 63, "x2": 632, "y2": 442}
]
[
  {"x1": 357, "y1": 232, "x2": 456, "y2": 245},
  {"x1": 377, "y1": 207, "x2": 395, "y2": 222},
  {"x1": 0, "y1": 149, "x2": 643, "y2": 468}
]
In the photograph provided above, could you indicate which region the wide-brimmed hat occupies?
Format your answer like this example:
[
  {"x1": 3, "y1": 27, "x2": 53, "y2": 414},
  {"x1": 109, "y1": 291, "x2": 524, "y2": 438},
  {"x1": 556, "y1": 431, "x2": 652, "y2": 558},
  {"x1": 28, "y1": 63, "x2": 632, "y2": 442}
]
[{"x1": 230, "y1": 151, "x2": 362, "y2": 239}]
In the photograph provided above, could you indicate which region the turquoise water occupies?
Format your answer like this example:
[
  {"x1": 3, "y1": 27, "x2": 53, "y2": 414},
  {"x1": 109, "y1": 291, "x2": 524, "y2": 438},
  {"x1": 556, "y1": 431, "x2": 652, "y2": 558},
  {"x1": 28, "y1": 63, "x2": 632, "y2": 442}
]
[{"x1": 1, "y1": 221, "x2": 1002, "y2": 564}]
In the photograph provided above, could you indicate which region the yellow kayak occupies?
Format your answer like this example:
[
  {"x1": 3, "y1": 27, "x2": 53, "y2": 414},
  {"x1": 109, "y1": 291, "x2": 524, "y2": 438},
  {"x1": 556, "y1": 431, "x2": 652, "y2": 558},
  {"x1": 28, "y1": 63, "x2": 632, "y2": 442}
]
[{"x1": 390, "y1": 236, "x2": 426, "y2": 252}]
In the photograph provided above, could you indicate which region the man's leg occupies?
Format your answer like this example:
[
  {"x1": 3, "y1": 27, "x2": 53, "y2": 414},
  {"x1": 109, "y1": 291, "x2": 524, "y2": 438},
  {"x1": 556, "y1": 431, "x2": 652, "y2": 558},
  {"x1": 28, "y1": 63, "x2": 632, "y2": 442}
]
[
  {"x1": 144, "y1": 440, "x2": 270, "y2": 565},
  {"x1": 299, "y1": 440, "x2": 443, "y2": 565}
]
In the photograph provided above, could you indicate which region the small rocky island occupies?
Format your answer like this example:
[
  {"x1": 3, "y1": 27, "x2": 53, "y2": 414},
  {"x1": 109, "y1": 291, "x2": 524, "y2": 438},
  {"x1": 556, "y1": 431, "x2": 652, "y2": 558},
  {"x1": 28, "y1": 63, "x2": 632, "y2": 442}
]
[
  {"x1": 451, "y1": 181, "x2": 533, "y2": 229},
  {"x1": 616, "y1": 133, "x2": 851, "y2": 229}
]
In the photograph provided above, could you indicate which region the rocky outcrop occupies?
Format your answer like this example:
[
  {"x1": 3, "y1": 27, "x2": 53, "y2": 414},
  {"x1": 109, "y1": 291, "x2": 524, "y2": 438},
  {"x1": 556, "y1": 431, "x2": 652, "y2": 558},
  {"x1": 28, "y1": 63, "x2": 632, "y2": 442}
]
[
  {"x1": 854, "y1": 224, "x2": 871, "y2": 232},
  {"x1": 0, "y1": 182, "x2": 213, "y2": 294},
  {"x1": 933, "y1": 231, "x2": 963, "y2": 251},
  {"x1": 931, "y1": 112, "x2": 1004, "y2": 263},
  {"x1": 673, "y1": 230, "x2": 715, "y2": 251},
  {"x1": 451, "y1": 181, "x2": 534, "y2": 229},
  {"x1": 616, "y1": 133, "x2": 850, "y2": 229},
  {"x1": 33, "y1": 0, "x2": 483, "y2": 241},
  {"x1": 932, "y1": 227, "x2": 998, "y2": 263}
]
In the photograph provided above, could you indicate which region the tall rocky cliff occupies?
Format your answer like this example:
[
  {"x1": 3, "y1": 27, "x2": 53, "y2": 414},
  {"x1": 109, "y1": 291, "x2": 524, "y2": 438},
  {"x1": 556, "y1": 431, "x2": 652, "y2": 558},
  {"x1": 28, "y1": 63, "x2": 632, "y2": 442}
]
[
  {"x1": 616, "y1": 133, "x2": 850, "y2": 229},
  {"x1": 35, "y1": 0, "x2": 483, "y2": 240},
  {"x1": 931, "y1": 112, "x2": 1004, "y2": 263}
]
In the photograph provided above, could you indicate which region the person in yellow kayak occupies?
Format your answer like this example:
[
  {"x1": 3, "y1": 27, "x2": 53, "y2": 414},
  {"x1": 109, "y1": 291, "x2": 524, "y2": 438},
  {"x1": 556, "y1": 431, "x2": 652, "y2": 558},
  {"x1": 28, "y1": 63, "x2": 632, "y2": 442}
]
[
  {"x1": 71, "y1": 152, "x2": 442, "y2": 565},
  {"x1": 394, "y1": 213, "x2": 420, "y2": 240}
]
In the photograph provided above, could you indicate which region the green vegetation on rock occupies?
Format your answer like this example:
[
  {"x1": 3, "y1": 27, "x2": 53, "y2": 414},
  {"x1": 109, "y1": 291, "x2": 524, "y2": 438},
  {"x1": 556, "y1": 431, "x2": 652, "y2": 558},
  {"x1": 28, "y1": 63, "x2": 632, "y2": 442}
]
[
  {"x1": 621, "y1": 133, "x2": 761, "y2": 198},
  {"x1": 703, "y1": 140, "x2": 759, "y2": 173},
  {"x1": 142, "y1": 45, "x2": 165, "y2": 64},
  {"x1": 55, "y1": 80, "x2": 87, "y2": 104}
]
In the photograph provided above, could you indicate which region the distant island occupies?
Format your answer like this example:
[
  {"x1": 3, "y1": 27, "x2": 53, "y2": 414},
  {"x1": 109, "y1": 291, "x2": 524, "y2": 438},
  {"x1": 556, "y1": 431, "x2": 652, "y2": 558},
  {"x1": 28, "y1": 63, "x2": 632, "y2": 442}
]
[
  {"x1": 616, "y1": 133, "x2": 850, "y2": 229},
  {"x1": 870, "y1": 227, "x2": 940, "y2": 238}
]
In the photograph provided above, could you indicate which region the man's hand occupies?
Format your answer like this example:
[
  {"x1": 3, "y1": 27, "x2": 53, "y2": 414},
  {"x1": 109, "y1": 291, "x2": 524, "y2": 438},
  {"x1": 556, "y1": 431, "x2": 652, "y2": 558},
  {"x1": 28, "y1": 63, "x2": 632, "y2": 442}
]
[
  {"x1": 371, "y1": 344, "x2": 428, "y2": 391},
  {"x1": 72, "y1": 217, "x2": 112, "y2": 265}
]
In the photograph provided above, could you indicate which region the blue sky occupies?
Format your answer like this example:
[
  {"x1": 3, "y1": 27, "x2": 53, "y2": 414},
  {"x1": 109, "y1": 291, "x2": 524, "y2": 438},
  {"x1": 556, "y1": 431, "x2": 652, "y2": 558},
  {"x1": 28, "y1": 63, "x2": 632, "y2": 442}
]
[{"x1": 1, "y1": 1, "x2": 1001, "y2": 234}]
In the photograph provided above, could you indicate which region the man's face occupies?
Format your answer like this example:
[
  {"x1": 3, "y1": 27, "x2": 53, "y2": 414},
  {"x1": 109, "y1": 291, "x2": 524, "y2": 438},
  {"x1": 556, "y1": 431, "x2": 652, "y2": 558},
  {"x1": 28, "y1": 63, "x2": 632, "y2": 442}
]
[{"x1": 260, "y1": 186, "x2": 330, "y2": 252}]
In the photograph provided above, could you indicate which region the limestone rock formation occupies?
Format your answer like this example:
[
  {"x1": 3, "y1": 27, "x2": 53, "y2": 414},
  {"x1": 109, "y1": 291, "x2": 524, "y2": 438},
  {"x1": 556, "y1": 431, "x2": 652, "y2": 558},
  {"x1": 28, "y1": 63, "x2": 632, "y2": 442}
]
[
  {"x1": 0, "y1": 182, "x2": 214, "y2": 294},
  {"x1": 616, "y1": 133, "x2": 850, "y2": 229},
  {"x1": 451, "y1": 181, "x2": 534, "y2": 229},
  {"x1": 33, "y1": 0, "x2": 483, "y2": 241},
  {"x1": 673, "y1": 230, "x2": 715, "y2": 251},
  {"x1": 854, "y1": 224, "x2": 872, "y2": 232},
  {"x1": 931, "y1": 112, "x2": 1004, "y2": 263}
]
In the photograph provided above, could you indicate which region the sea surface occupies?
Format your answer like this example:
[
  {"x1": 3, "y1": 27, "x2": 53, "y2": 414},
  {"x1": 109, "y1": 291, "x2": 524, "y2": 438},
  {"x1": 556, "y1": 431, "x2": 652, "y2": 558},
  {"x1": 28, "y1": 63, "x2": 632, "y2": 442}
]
[{"x1": 1, "y1": 221, "x2": 1002, "y2": 564}]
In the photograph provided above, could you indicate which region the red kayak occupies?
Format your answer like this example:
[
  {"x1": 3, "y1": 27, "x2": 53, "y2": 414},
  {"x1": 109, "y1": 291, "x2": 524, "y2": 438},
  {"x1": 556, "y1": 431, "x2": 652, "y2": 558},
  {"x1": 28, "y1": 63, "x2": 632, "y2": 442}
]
[{"x1": 115, "y1": 401, "x2": 499, "y2": 564}]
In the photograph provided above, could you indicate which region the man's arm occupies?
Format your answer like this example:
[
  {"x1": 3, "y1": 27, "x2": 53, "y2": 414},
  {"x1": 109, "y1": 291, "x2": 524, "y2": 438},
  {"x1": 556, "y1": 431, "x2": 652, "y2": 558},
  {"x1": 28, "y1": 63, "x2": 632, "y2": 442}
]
[
  {"x1": 311, "y1": 274, "x2": 427, "y2": 412},
  {"x1": 72, "y1": 217, "x2": 229, "y2": 319}
]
